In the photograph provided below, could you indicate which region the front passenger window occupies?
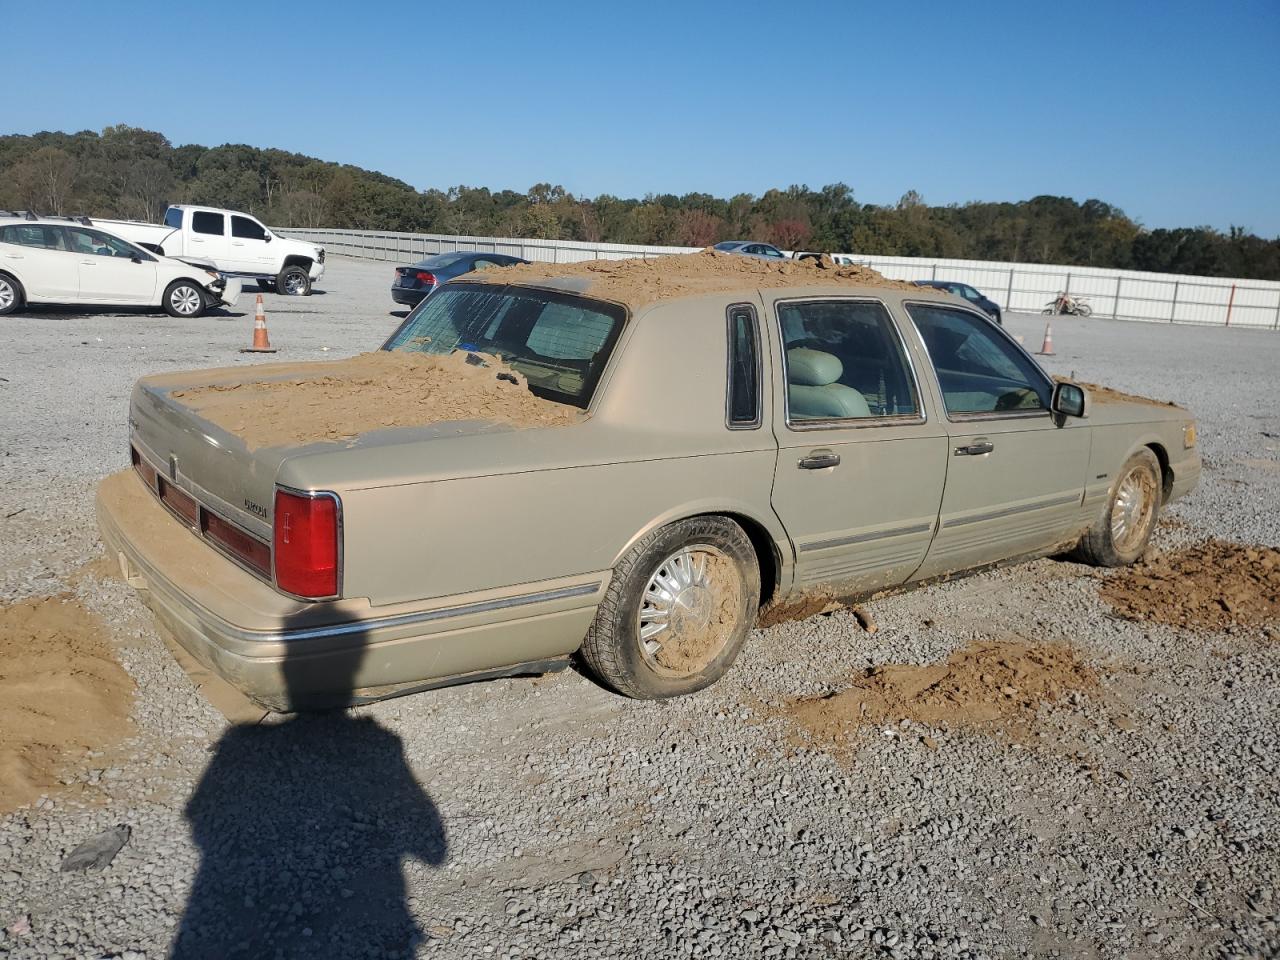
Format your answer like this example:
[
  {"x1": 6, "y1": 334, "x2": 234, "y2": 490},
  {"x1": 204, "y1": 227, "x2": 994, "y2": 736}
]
[{"x1": 907, "y1": 304, "x2": 1049, "y2": 415}]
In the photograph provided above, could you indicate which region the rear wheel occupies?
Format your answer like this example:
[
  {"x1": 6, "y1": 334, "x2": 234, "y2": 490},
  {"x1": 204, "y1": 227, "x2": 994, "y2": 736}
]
[
  {"x1": 0, "y1": 273, "x2": 22, "y2": 315},
  {"x1": 580, "y1": 516, "x2": 760, "y2": 699},
  {"x1": 1074, "y1": 448, "x2": 1161, "y2": 567},
  {"x1": 163, "y1": 280, "x2": 206, "y2": 318},
  {"x1": 257, "y1": 279, "x2": 274, "y2": 292},
  {"x1": 276, "y1": 265, "x2": 311, "y2": 296}
]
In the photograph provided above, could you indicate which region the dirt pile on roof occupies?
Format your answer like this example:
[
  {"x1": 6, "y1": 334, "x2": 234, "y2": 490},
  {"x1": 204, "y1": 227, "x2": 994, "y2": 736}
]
[
  {"x1": 1101, "y1": 540, "x2": 1280, "y2": 631},
  {"x1": 464, "y1": 248, "x2": 921, "y2": 307},
  {"x1": 0, "y1": 596, "x2": 135, "y2": 813},
  {"x1": 171, "y1": 351, "x2": 584, "y2": 450},
  {"x1": 783, "y1": 640, "x2": 1096, "y2": 751}
]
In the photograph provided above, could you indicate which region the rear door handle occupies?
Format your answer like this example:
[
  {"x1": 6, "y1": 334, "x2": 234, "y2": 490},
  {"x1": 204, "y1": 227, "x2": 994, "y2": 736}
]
[
  {"x1": 954, "y1": 441, "x2": 995, "y2": 456},
  {"x1": 80, "y1": 260, "x2": 97, "y2": 266},
  {"x1": 798, "y1": 451, "x2": 841, "y2": 470}
]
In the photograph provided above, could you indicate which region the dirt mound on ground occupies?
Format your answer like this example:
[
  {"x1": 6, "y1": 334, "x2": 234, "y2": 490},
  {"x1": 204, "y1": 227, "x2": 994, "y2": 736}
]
[
  {"x1": 171, "y1": 351, "x2": 583, "y2": 450},
  {"x1": 784, "y1": 640, "x2": 1096, "y2": 750},
  {"x1": 1101, "y1": 541, "x2": 1280, "y2": 631},
  {"x1": 464, "y1": 248, "x2": 921, "y2": 308},
  {"x1": 0, "y1": 596, "x2": 134, "y2": 813}
]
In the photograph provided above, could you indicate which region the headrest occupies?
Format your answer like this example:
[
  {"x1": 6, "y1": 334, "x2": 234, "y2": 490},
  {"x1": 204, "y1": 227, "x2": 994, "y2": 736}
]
[{"x1": 787, "y1": 348, "x2": 843, "y2": 387}]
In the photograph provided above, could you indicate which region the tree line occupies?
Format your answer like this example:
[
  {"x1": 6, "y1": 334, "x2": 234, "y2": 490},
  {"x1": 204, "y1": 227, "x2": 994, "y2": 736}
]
[{"x1": 2, "y1": 126, "x2": 1277, "y2": 281}]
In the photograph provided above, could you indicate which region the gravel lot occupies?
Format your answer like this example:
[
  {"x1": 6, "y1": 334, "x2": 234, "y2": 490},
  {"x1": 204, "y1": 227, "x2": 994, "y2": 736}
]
[{"x1": 1, "y1": 256, "x2": 1278, "y2": 960}]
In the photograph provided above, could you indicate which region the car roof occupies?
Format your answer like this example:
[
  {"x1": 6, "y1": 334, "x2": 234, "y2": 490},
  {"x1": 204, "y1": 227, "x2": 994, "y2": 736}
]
[{"x1": 454, "y1": 249, "x2": 934, "y2": 310}]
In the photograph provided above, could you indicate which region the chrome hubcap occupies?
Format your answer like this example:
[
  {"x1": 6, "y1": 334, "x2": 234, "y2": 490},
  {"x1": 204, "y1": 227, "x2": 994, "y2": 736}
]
[
  {"x1": 171, "y1": 286, "x2": 201, "y2": 315},
  {"x1": 284, "y1": 274, "x2": 305, "y2": 294},
  {"x1": 0, "y1": 279, "x2": 14, "y2": 310},
  {"x1": 637, "y1": 546, "x2": 739, "y2": 675},
  {"x1": 1111, "y1": 466, "x2": 1155, "y2": 551}
]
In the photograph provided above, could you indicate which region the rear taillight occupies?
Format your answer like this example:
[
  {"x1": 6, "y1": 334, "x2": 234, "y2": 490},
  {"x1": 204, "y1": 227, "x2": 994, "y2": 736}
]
[
  {"x1": 273, "y1": 488, "x2": 340, "y2": 599},
  {"x1": 415, "y1": 271, "x2": 436, "y2": 286},
  {"x1": 158, "y1": 478, "x2": 200, "y2": 527},
  {"x1": 131, "y1": 446, "x2": 157, "y2": 489}
]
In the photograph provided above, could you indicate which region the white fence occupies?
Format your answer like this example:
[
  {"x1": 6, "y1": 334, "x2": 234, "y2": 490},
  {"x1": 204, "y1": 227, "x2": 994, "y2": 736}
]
[{"x1": 283, "y1": 227, "x2": 1280, "y2": 330}]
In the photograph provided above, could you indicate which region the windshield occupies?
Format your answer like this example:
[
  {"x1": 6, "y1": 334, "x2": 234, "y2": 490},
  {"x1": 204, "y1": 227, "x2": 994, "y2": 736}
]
[{"x1": 383, "y1": 284, "x2": 626, "y2": 408}]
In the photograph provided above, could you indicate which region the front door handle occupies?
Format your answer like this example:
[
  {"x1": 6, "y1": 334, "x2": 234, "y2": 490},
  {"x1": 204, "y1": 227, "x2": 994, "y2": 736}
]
[
  {"x1": 954, "y1": 441, "x2": 995, "y2": 456},
  {"x1": 798, "y1": 450, "x2": 841, "y2": 470}
]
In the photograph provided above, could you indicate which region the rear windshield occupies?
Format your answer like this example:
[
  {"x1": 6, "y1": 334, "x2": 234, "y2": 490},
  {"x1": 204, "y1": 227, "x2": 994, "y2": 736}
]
[
  {"x1": 164, "y1": 207, "x2": 183, "y2": 229},
  {"x1": 383, "y1": 284, "x2": 626, "y2": 408}
]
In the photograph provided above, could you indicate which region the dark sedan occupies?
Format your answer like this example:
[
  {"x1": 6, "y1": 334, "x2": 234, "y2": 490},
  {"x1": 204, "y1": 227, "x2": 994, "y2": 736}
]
[
  {"x1": 912, "y1": 280, "x2": 1002, "y2": 325},
  {"x1": 392, "y1": 251, "x2": 528, "y2": 306}
]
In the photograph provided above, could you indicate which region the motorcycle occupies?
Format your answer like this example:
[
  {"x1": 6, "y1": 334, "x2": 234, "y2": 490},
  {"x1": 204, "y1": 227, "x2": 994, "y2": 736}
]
[{"x1": 1042, "y1": 292, "x2": 1093, "y2": 317}]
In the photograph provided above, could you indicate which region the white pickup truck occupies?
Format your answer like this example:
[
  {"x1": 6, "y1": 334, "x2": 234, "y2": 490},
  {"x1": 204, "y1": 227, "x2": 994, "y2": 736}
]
[{"x1": 100, "y1": 205, "x2": 325, "y2": 296}]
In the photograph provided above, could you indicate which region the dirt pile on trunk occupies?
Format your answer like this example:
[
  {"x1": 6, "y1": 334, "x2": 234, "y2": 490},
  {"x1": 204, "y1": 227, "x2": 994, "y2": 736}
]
[
  {"x1": 464, "y1": 248, "x2": 921, "y2": 308},
  {"x1": 784, "y1": 640, "x2": 1096, "y2": 750},
  {"x1": 0, "y1": 596, "x2": 135, "y2": 813},
  {"x1": 171, "y1": 351, "x2": 584, "y2": 450},
  {"x1": 1101, "y1": 541, "x2": 1280, "y2": 631}
]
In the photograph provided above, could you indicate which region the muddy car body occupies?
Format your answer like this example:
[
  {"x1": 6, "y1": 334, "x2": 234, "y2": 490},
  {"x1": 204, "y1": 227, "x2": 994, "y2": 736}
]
[{"x1": 97, "y1": 254, "x2": 1200, "y2": 710}]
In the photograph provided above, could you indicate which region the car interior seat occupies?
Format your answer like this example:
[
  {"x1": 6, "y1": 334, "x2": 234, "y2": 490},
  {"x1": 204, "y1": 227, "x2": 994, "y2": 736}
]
[{"x1": 786, "y1": 348, "x2": 871, "y2": 419}]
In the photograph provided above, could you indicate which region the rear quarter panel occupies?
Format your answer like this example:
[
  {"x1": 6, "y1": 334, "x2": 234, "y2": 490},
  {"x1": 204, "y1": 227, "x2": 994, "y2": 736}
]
[{"x1": 288, "y1": 294, "x2": 790, "y2": 606}]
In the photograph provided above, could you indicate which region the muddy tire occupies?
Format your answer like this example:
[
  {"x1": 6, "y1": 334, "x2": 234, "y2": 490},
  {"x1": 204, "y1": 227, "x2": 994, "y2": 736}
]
[
  {"x1": 276, "y1": 265, "x2": 311, "y2": 296},
  {"x1": 0, "y1": 272, "x2": 22, "y2": 315},
  {"x1": 1074, "y1": 448, "x2": 1161, "y2": 567},
  {"x1": 580, "y1": 516, "x2": 760, "y2": 699},
  {"x1": 162, "y1": 280, "x2": 206, "y2": 318}
]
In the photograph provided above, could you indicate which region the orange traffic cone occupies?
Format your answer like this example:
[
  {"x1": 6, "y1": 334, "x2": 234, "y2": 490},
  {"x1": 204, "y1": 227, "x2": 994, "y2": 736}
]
[
  {"x1": 1036, "y1": 322, "x2": 1055, "y2": 356},
  {"x1": 240, "y1": 294, "x2": 277, "y2": 353}
]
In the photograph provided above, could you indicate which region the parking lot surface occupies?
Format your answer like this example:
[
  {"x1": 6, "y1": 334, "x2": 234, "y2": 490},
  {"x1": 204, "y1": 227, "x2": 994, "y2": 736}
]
[{"x1": 1, "y1": 256, "x2": 1278, "y2": 960}]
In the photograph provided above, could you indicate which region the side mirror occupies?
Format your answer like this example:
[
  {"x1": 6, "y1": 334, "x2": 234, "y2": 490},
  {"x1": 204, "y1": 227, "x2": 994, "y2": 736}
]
[
  {"x1": 1051, "y1": 381, "x2": 1087, "y2": 419},
  {"x1": 131, "y1": 254, "x2": 143, "y2": 264},
  {"x1": 263, "y1": 233, "x2": 272, "y2": 243}
]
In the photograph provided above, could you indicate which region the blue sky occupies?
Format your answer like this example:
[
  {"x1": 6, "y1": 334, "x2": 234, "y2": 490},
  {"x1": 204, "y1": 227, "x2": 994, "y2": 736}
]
[{"x1": 5, "y1": 0, "x2": 1279, "y2": 236}]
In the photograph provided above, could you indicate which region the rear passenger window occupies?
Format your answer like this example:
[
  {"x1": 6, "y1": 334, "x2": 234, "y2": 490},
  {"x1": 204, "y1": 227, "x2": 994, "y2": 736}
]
[
  {"x1": 778, "y1": 300, "x2": 919, "y2": 422},
  {"x1": 726, "y1": 304, "x2": 761, "y2": 428},
  {"x1": 907, "y1": 303, "x2": 1049, "y2": 415},
  {"x1": 192, "y1": 212, "x2": 224, "y2": 235},
  {"x1": 1, "y1": 225, "x2": 66, "y2": 250}
]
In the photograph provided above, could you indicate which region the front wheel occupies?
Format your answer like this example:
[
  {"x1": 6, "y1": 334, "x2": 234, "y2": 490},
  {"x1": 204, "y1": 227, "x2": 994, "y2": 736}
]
[
  {"x1": 1075, "y1": 303, "x2": 1093, "y2": 317},
  {"x1": 276, "y1": 265, "x2": 311, "y2": 296},
  {"x1": 0, "y1": 272, "x2": 23, "y2": 315},
  {"x1": 163, "y1": 280, "x2": 206, "y2": 318},
  {"x1": 1073, "y1": 448, "x2": 1161, "y2": 567},
  {"x1": 580, "y1": 516, "x2": 760, "y2": 699}
]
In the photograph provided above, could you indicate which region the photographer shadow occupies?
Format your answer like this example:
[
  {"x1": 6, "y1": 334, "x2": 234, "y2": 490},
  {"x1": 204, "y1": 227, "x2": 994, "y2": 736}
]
[{"x1": 172, "y1": 630, "x2": 447, "y2": 959}]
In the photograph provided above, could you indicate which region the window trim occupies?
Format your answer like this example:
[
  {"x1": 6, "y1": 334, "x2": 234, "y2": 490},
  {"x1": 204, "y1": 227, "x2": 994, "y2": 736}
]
[
  {"x1": 902, "y1": 299, "x2": 1055, "y2": 424},
  {"x1": 725, "y1": 302, "x2": 763, "y2": 430},
  {"x1": 774, "y1": 296, "x2": 928, "y2": 432}
]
